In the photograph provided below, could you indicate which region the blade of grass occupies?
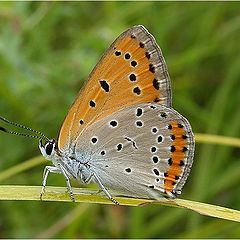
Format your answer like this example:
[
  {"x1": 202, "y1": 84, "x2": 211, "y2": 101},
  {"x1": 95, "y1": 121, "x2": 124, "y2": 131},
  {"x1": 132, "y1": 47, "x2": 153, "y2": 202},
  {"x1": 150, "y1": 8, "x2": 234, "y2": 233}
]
[
  {"x1": 195, "y1": 134, "x2": 240, "y2": 148},
  {"x1": 0, "y1": 185, "x2": 239, "y2": 223}
]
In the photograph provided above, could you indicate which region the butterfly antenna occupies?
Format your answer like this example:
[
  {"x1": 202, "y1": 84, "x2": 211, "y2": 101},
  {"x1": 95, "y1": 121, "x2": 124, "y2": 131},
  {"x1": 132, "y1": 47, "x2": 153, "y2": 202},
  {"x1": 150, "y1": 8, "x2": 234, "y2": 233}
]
[{"x1": 0, "y1": 116, "x2": 49, "y2": 141}]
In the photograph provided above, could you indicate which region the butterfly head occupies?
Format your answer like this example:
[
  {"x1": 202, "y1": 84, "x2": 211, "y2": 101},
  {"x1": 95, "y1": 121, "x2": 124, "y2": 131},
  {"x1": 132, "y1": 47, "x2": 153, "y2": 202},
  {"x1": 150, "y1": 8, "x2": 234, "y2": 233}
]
[{"x1": 39, "y1": 139, "x2": 57, "y2": 161}]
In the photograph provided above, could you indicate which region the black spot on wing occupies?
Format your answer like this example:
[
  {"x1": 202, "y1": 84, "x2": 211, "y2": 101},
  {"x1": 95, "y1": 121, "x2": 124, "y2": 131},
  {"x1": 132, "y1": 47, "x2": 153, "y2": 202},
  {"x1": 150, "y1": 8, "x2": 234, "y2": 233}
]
[
  {"x1": 99, "y1": 80, "x2": 110, "y2": 92},
  {"x1": 153, "y1": 79, "x2": 160, "y2": 90}
]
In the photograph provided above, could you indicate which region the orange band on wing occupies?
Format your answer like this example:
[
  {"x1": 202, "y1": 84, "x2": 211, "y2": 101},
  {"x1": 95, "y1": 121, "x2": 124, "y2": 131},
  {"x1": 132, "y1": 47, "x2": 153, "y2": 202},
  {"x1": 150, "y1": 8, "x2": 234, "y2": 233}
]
[{"x1": 164, "y1": 121, "x2": 187, "y2": 194}]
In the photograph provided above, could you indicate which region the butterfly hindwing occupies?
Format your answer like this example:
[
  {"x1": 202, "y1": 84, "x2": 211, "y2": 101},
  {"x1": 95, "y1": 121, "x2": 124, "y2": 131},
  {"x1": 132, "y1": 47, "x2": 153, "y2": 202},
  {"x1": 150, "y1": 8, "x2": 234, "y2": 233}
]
[{"x1": 73, "y1": 103, "x2": 194, "y2": 198}]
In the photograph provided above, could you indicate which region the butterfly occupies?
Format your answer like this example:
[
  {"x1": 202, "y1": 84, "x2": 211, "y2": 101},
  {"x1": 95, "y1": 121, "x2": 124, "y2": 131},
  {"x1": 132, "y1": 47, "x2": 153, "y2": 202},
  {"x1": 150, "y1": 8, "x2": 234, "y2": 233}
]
[{"x1": 0, "y1": 25, "x2": 194, "y2": 204}]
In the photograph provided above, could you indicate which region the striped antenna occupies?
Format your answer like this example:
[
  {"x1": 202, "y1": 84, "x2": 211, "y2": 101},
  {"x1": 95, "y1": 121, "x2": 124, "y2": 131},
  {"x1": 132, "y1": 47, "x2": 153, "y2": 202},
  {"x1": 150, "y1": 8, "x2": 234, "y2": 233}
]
[{"x1": 0, "y1": 116, "x2": 49, "y2": 141}]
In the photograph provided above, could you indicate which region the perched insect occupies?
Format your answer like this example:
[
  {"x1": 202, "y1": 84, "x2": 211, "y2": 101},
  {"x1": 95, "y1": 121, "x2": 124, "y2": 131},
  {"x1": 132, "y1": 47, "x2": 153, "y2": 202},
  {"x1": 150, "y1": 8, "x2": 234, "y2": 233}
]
[{"x1": 0, "y1": 25, "x2": 194, "y2": 204}]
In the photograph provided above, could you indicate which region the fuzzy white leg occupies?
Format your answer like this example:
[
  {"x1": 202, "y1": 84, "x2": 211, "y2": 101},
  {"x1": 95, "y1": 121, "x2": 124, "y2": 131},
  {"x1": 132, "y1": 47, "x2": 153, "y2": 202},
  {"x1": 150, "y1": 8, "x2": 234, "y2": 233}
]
[
  {"x1": 58, "y1": 164, "x2": 75, "y2": 202},
  {"x1": 40, "y1": 166, "x2": 61, "y2": 200},
  {"x1": 92, "y1": 172, "x2": 119, "y2": 205}
]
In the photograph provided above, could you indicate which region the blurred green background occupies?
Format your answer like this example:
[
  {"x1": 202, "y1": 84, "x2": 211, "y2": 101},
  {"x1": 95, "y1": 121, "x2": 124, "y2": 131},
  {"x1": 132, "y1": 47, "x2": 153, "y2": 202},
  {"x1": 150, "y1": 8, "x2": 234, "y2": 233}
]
[{"x1": 0, "y1": 2, "x2": 239, "y2": 238}]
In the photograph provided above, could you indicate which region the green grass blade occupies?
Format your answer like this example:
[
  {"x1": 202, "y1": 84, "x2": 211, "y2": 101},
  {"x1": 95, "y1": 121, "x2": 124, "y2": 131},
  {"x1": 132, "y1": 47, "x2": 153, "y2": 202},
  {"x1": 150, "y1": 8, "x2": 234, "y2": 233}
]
[
  {"x1": 195, "y1": 133, "x2": 240, "y2": 147},
  {"x1": 0, "y1": 185, "x2": 239, "y2": 223}
]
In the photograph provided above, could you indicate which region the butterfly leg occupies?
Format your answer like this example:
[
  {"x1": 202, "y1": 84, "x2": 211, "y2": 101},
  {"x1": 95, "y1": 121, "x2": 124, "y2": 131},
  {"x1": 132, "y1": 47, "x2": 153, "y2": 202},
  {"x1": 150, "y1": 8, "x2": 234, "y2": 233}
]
[
  {"x1": 58, "y1": 164, "x2": 75, "y2": 202},
  {"x1": 92, "y1": 172, "x2": 119, "y2": 205},
  {"x1": 83, "y1": 172, "x2": 94, "y2": 184},
  {"x1": 40, "y1": 166, "x2": 61, "y2": 200}
]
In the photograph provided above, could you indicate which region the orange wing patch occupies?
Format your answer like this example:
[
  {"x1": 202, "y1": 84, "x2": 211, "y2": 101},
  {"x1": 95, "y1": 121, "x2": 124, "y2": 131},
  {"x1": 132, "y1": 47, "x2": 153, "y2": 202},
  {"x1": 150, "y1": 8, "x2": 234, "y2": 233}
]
[
  {"x1": 164, "y1": 122, "x2": 188, "y2": 195},
  {"x1": 58, "y1": 26, "x2": 172, "y2": 151}
]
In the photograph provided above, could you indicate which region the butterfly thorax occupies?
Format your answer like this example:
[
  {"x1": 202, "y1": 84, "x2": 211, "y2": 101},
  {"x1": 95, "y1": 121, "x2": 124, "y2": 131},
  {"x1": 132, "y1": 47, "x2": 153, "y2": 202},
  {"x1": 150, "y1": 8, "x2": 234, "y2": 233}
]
[{"x1": 39, "y1": 139, "x2": 93, "y2": 183}]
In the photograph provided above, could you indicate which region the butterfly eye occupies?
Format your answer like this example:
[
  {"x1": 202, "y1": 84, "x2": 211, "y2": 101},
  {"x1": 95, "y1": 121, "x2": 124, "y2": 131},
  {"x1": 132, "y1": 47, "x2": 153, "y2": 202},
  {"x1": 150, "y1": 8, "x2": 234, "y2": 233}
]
[{"x1": 45, "y1": 141, "x2": 55, "y2": 155}]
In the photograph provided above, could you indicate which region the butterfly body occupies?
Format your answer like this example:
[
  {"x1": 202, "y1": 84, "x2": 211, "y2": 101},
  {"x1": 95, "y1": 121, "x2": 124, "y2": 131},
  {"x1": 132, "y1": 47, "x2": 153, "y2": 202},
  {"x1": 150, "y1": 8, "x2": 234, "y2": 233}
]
[{"x1": 37, "y1": 25, "x2": 195, "y2": 203}]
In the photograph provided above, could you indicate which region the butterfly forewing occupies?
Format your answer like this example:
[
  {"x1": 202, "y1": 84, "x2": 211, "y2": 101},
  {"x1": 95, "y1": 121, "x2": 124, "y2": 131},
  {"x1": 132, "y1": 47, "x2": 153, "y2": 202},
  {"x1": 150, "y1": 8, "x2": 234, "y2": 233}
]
[
  {"x1": 58, "y1": 26, "x2": 172, "y2": 151},
  {"x1": 74, "y1": 103, "x2": 194, "y2": 198}
]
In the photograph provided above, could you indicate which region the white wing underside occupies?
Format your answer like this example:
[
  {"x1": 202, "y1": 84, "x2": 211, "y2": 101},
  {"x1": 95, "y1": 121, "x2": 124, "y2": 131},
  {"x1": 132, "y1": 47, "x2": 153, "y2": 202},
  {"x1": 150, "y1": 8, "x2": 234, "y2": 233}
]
[{"x1": 68, "y1": 103, "x2": 194, "y2": 199}]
